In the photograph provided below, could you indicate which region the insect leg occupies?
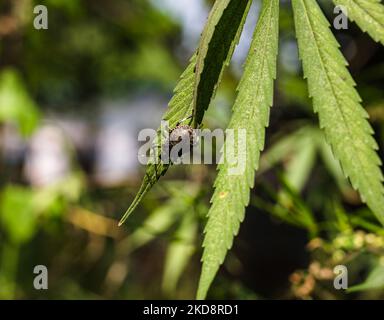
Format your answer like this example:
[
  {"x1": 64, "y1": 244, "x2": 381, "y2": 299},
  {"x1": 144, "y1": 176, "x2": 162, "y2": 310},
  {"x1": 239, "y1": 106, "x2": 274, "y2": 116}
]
[{"x1": 176, "y1": 114, "x2": 193, "y2": 126}]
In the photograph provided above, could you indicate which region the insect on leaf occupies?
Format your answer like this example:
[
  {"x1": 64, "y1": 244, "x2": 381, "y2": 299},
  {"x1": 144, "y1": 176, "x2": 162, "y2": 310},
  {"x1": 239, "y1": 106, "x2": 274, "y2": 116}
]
[
  {"x1": 118, "y1": 55, "x2": 196, "y2": 226},
  {"x1": 119, "y1": 0, "x2": 251, "y2": 225}
]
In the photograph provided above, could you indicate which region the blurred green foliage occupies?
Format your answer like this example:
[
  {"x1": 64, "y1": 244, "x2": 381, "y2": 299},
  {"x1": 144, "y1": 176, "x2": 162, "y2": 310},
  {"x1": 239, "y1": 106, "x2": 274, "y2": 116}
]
[{"x1": 0, "y1": 69, "x2": 40, "y2": 136}]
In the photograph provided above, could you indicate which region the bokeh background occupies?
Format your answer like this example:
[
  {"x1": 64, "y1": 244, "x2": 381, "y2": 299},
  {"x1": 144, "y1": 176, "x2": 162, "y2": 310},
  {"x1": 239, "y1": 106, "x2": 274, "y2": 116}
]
[{"x1": 0, "y1": 0, "x2": 383, "y2": 299}]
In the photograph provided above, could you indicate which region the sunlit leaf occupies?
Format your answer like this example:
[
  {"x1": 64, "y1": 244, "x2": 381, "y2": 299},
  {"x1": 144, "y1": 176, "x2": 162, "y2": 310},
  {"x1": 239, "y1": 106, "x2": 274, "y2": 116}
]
[
  {"x1": 197, "y1": 0, "x2": 279, "y2": 299},
  {"x1": 119, "y1": 0, "x2": 251, "y2": 225},
  {"x1": 193, "y1": 0, "x2": 251, "y2": 126},
  {"x1": 333, "y1": 0, "x2": 384, "y2": 45},
  {"x1": 292, "y1": 0, "x2": 384, "y2": 225}
]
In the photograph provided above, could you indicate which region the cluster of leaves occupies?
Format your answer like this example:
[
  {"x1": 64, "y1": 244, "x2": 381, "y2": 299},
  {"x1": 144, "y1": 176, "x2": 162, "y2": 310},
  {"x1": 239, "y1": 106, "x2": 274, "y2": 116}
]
[{"x1": 121, "y1": 0, "x2": 384, "y2": 299}]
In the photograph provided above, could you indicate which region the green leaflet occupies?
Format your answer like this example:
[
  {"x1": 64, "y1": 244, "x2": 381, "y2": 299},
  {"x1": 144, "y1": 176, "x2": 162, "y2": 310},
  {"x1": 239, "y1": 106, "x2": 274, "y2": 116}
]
[
  {"x1": 348, "y1": 264, "x2": 384, "y2": 292},
  {"x1": 193, "y1": 0, "x2": 251, "y2": 126},
  {"x1": 333, "y1": 0, "x2": 384, "y2": 45},
  {"x1": 292, "y1": 0, "x2": 384, "y2": 224},
  {"x1": 119, "y1": 0, "x2": 251, "y2": 225},
  {"x1": 118, "y1": 55, "x2": 196, "y2": 226},
  {"x1": 196, "y1": 0, "x2": 279, "y2": 299}
]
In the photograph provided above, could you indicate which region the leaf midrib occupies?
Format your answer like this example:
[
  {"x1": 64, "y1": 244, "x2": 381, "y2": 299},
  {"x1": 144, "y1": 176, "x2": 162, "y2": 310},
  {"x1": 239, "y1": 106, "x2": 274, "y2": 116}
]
[
  {"x1": 225, "y1": 1, "x2": 274, "y2": 191},
  {"x1": 249, "y1": 2, "x2": 274, "y2": 132}
]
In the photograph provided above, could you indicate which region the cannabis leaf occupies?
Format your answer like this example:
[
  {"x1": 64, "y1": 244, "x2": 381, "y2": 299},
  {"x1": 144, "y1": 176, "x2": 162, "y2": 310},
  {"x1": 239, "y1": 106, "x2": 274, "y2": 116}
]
[
  {"x1": 196, "y1": 0, "x2": 279, "y2": 299},
  {"x1": 118, "y1": 55, "x2": 196, "y2": 225},
  {"x1": 333, "y1": 0, "x2": 384, "y2": 45},
  {"x1": 193, "y1": 0, "x2": 251, "y2": 126},
  {"x1": 348, "y1": 264, "x2": 384, "y2": 292},
  {"x1": 292, "y1": 0, "x2": 384, "y2": 224},
  {"x1": 119, "y1": 0, "x2": 384, "y2": 300},
  {"x1": 119, "y1": 0, "x2": 251, "y2": 225}
]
